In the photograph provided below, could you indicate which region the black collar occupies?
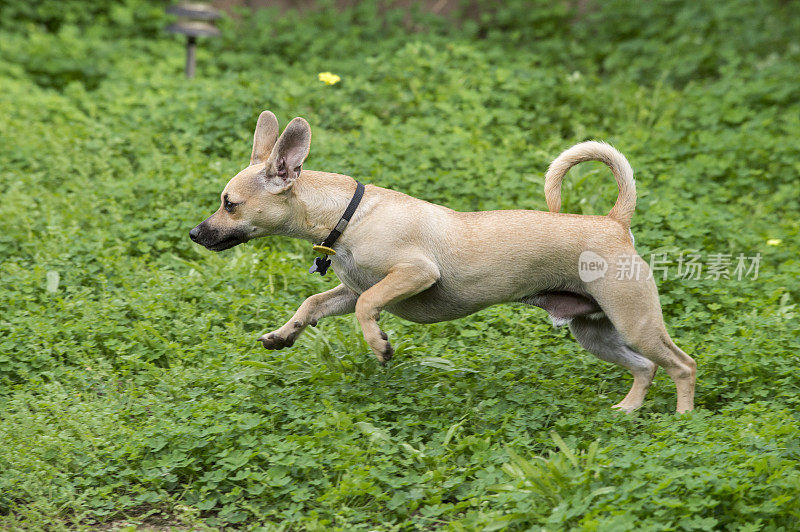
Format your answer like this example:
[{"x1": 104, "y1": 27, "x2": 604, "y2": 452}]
[{"x1": 309, "y1": 181, "x2": 365, "y2": 275}]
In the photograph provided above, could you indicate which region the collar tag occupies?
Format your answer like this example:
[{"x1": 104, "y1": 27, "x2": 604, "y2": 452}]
[{"x1": 309, "y1": 256, "x2": 331, "y2": 275}]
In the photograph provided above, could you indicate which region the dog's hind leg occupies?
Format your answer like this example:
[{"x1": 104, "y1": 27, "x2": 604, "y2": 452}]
[
  {"x1": 259, "y1": 283, "x2": 357, "y2": 350},
  {"x1": 588, "y1": 273, "x2": 696, "y2": 413},
  {"x1": 569, "y1": 316, "x2": 657, "y2": 412}
]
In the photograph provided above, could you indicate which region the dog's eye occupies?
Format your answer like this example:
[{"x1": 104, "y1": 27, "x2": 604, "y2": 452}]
[
  {"x1": 224, "y1": 197, "x2": 237, "y2": 214},
  {"x1": 222, "y1": 192, "x2": 243, "y2": 214}
]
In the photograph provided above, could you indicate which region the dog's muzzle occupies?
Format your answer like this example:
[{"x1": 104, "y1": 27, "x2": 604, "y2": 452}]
[{"x1": 189, "y1": 222, "x2": 246, "y2": 252}]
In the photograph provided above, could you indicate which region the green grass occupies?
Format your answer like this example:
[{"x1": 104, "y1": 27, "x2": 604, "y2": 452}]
[{"x1": 1, "y1": 0, "x2": 799, "y2": 529}]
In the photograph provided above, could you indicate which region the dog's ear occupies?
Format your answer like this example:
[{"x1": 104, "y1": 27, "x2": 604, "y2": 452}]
[
  {"x1": 262, "y1": 117, "x2": 311, "y2": 192},
  {"x1": 250, "y1": 111, "x2": 280, "y2": 166}
]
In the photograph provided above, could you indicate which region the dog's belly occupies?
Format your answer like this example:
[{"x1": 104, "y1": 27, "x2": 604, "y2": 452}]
[{"x1": 385, "y1": 284, "x2": 490, "y2": 323}]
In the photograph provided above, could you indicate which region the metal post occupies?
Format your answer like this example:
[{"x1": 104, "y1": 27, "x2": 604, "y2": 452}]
[
  {"x1": 186, "y1": 36, "x2": 197, "y2": 79},
  {"x1": 166, "y1": 3, "x2": 221, "y2": 79}
]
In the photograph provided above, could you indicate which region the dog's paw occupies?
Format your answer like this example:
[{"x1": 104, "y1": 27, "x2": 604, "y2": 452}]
[
  {"x1": 611, "y1": 403, "x2": 640, "y2": 414},
  {"x1": 375, "y1": 341, "x2": 394, "y2": 365},
  {"x1": 258, "y1": 331, "x2": 296, "y2": 350}
]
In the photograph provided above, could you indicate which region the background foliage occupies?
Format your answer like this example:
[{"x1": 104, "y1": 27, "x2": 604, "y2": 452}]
[{"x1": 1, "y1": 0, "x2": 798, "y2": 529}]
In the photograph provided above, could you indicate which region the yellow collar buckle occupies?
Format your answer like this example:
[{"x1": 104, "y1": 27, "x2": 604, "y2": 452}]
[{"x1": 312, "y1": 245, "x2": 337, "y2": 256}]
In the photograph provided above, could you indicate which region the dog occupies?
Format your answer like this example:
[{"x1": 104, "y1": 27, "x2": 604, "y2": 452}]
[{"x1": 189, "y1": 111, "x2": 696, "y2": 413}]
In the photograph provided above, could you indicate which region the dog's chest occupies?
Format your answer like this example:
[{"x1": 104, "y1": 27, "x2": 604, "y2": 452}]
[{"x1": 329, "y1": 248, "x2": 382, "y2": 295}]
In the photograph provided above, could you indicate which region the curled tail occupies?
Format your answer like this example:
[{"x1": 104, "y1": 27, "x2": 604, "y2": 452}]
[{"x1": 544, "y1": 141, "x2": 636, "y2": 228}]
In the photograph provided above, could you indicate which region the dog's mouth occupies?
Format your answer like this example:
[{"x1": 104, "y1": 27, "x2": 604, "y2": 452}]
[
  {"x1": 190, "y1": 220, "x2": 249, "y2": 252},
  {"x1": 205, "y1": 235, "x2": 246, "y2": 252}
]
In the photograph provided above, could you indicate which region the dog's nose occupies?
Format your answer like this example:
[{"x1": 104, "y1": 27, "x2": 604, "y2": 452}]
[{"x1": 189, "y1": 226, "x2": 200, "y2": 242}]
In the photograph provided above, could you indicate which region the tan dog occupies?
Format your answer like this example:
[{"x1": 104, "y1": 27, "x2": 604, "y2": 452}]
[{"x1": 189, "y1": 111, "x2": 696, "y2": 413}]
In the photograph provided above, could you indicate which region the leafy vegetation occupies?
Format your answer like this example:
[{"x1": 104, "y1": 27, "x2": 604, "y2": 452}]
[{"x1": 1, "y1": 0, "x2": 798, "y2": 529}]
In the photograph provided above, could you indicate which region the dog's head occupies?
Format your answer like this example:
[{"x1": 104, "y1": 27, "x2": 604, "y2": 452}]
[{"x1": 189, "y1": 111, "x2": 311, "y2": 251}]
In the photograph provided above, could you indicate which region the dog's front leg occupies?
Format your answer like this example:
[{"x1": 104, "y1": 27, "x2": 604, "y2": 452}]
[
  {"x1": 355, "y1": 260, "x2": 439, "y2": 364},
  {"x1": 259, "y1": 283, "x2": 357, "y2": 349}
]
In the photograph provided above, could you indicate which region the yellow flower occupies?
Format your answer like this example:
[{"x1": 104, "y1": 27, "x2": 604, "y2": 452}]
[
  {"x1": 318, "y1": 72, "x2": 341, "y2": 85},
  {"x1": 766, "y1": 238, "x2": 782, "y2": 246}
]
